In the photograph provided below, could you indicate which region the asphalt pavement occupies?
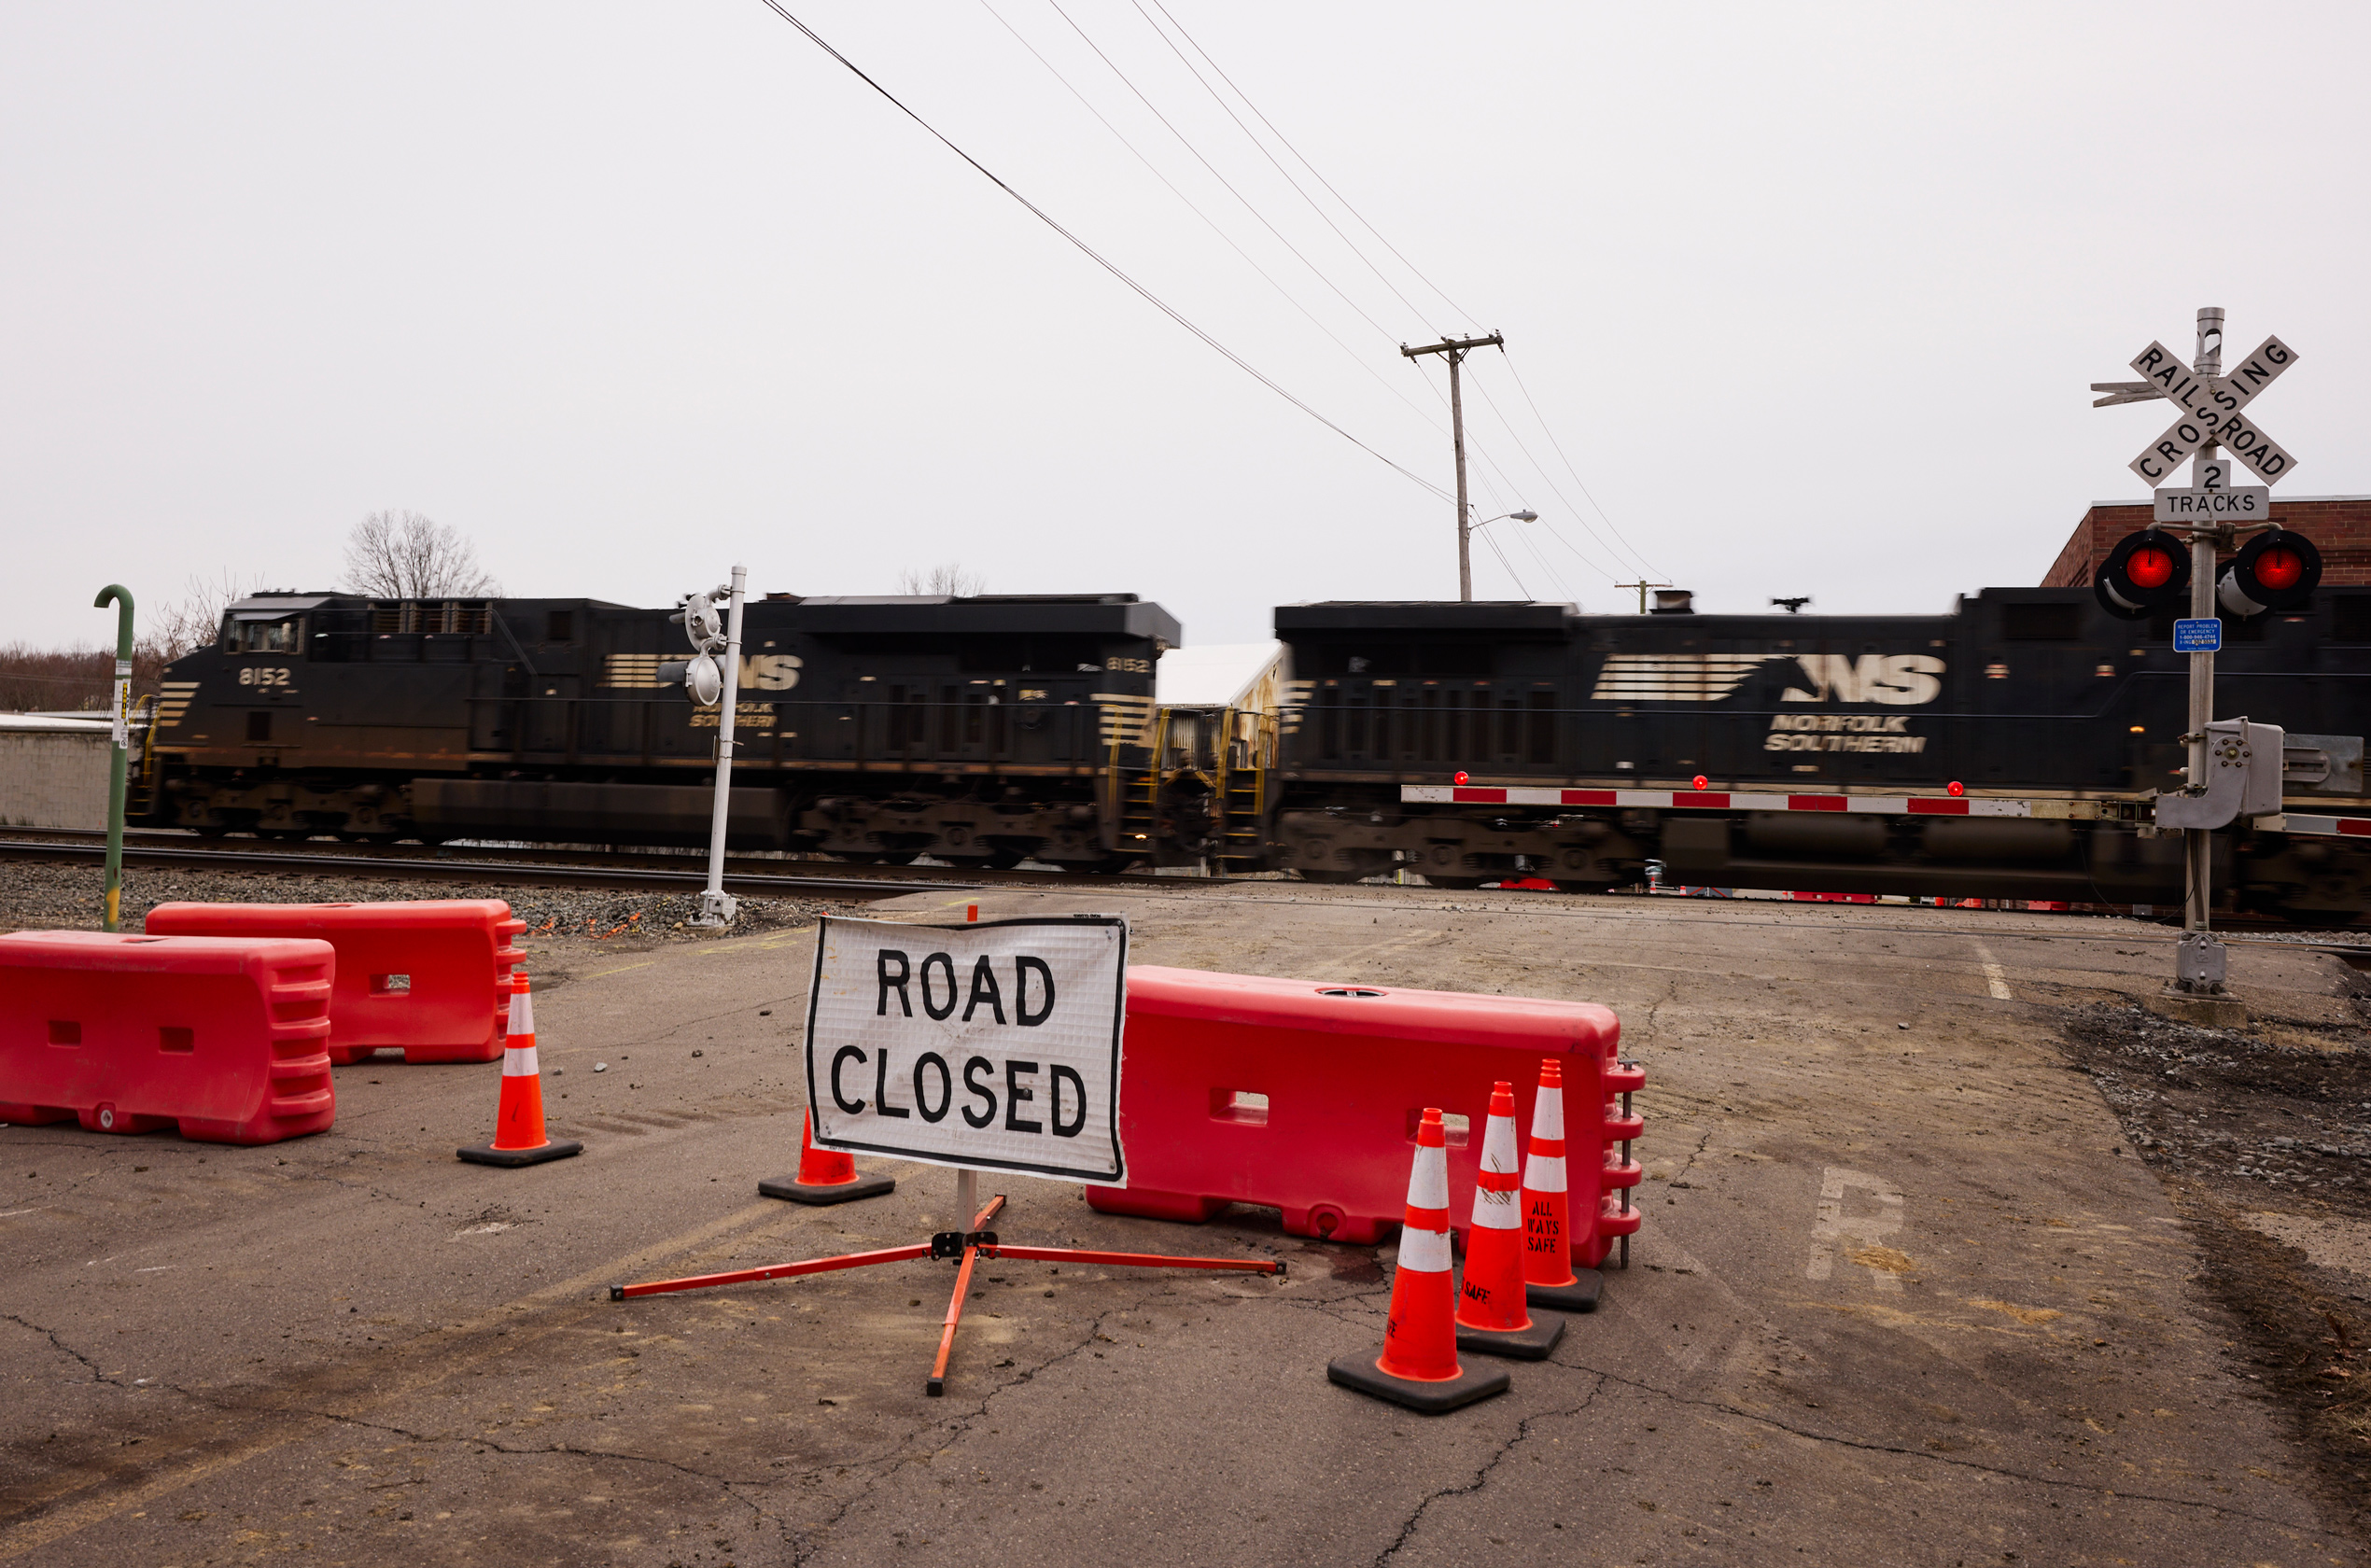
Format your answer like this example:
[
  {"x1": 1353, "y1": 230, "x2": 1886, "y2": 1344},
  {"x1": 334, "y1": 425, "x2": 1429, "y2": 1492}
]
[{"x1": 2, "y1": 884, "x2": 2364, "y2": 1566}]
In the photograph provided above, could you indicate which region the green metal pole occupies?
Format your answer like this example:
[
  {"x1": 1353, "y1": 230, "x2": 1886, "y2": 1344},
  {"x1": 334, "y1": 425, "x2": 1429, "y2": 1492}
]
[{"x1": 92, "y1": 585, "x2": 134, "y2": 932}]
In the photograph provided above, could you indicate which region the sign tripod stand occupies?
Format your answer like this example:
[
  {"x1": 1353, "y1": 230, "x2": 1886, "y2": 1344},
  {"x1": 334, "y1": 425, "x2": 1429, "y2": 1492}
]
[{"x1": 610, "y1": 1174, "x2": 1284, "y2": 1395}]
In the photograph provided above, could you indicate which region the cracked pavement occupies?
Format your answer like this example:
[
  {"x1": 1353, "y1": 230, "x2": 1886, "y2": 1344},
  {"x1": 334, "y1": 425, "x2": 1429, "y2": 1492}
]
[{"x1": 2, "y1": 884, "x2": 2364, "y2": 1564}]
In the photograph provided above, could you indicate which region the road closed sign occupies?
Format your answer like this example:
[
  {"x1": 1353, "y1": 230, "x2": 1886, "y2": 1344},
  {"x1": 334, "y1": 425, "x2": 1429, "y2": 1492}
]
[{"x1": 805, "y1": 915, "x2": 1129, "y2": 1185}]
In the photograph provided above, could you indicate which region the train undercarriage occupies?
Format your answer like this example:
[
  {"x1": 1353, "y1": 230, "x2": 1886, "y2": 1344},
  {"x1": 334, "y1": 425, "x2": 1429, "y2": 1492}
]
[
  {"x1": 1266, "y1": 793, "x2": 2371, "y2": 918},
  {"x1": 145, "y1": 763, "x2": 1213, "y2": 875}
]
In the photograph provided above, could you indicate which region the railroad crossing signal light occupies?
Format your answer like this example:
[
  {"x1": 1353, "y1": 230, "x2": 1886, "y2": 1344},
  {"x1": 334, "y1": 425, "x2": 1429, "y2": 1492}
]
[
  {"x1": 672, "y1": 591, "x2": 726, "y2": 651},
  {"x1": 2093, "y1": 527, "x2": 2192, "y2": 620},
  {"x1": 2217, "y1": 527, "x2": 2322, "y2": 618}
]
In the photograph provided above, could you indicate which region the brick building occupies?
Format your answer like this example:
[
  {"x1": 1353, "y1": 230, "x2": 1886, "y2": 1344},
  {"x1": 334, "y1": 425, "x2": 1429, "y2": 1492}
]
[{"x1": 2041, "y1": 494, "x2": 2371, "y2": 588}]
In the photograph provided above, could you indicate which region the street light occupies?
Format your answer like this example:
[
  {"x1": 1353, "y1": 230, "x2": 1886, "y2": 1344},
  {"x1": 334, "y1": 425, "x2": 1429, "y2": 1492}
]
[{"x1": 1470, "y1": 509, "x2": 1538, "y2": 529}]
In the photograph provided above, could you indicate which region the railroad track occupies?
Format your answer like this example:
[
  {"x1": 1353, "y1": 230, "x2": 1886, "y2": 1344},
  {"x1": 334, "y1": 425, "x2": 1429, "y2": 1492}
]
[
  {"x1": 0, "y1": 827, "x2": 1178, "y2": 902},
  {"x1": 2, "y1": 828, "x2": 2361, "y2": 960}
]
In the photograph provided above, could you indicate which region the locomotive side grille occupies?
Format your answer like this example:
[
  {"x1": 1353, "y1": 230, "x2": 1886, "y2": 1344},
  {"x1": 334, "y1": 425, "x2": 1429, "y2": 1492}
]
[
  {"x1": 1588, "y1": 653, "x2": 1786, "y2": 703},
  {"x1": 369, "y1": 601, "x2": 492, "y2": 636},
  {"x1": 1090, "y1": 693, "x2": 1156, "y2": 747},
  {"x1": 154, "y1": 680, "x2": 201, "y2": 728},
  {"x1": 1277, "y1": 679, "x2": 1313, "y2": 734},
  {"x1": 601, "y1": 654, "x2": 668, "y2": 689}
]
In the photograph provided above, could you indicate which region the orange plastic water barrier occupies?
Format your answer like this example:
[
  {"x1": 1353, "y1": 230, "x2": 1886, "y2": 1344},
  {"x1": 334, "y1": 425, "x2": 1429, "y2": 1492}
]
[
  {"x1": 1087, "y1": 967, "x2": 1638, "y2": 1263},
  {"x1": 143, "y1": 900, "x2": 526, "y2": 1064},
  {"x1": 0, "y1": 931, "x2": 337, "y2": 1144}
]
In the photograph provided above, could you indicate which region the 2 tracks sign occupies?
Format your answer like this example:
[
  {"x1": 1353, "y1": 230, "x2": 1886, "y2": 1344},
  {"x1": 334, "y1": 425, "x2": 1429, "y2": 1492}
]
[{"x1": 805, "y1": 914, "x2": 1129, "y2": 1185}]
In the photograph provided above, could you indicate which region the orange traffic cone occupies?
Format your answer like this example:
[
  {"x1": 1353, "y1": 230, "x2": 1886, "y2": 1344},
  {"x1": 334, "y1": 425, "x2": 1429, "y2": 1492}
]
[
  {"x1": 1327, "y1": 1107, "x2": 1509, "y2": 1413},
  {"x1": 1521, "y1": 1058, "x2": 1601, "y2": 1311},
  {"x1": 457, "y1": 972, "x2": 583, "y2": 1168},
  {"x1": 1456, "y1": 1082, "x2": 1565, "y2": 1358},
  {"x1": 758, "y1": 1109, "x2": 896, "y2": 1206}
]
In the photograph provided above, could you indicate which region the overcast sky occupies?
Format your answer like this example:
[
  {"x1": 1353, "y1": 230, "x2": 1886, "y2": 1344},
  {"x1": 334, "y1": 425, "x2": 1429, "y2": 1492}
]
[{"x1": 6, "y1": 2, "x2": 2365, "y2": 651}]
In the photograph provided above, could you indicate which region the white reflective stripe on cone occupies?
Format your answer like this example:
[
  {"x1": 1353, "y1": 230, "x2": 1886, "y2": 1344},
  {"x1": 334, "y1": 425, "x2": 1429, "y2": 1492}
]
[
  {"x1": 1530, "y1": 1086, "x2": 1564, "y2": 1140},
  {"x1": 502, "y1": 1045, "x2": 540, "y2": 1077},
  {"x1": 511, "y1": 989, "x2": 535, "y2": 1035},
  {"x1": 1398, "y1": 1225, "x2": 1452, "y2": 1274},
  {"x1": 1480, "y1": 1113, "x2": 1520, "y2": 1174},
  {"x1": 1472, "y1": 1185, "x2": 1522, "y2": 1230},
  {"x1": 1408, "y1": 1142, "x2": 1449, "y2": 1209},
  {"x1": 1524, "y1": 1154, "x2": 1567, "y2": 1193}
]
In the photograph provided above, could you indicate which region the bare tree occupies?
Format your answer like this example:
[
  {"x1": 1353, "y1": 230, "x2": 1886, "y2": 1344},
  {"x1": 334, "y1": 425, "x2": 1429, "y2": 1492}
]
[
  {"x1": 149, "y1": 567, "x2": 268, "y2": 661},
  {"x1": 342, "y1": 511, "x2": 498, "y2": 599},
  {"x1": 895, "y1": 562, "x2": 985, "y2": 596}
]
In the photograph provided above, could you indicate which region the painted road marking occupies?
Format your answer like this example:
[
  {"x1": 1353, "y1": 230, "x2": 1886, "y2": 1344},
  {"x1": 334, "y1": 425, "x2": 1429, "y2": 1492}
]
[
  {"x1": 1808, "y1": 1167, "x2": 1907, "y2": 1295},
  {"x1": 1972, "y1": 942, "x2": 2013, "y2": 1001}
]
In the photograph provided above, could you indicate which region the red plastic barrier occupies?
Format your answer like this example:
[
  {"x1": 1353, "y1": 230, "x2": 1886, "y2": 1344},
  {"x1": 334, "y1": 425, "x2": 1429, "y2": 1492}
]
[
  {"x1": 143, "y1": 900, "x2": 526, "y2": 1064},
  {"x1": 1087, "y1": 967, "x2": 1637, "y2": 1263},
  {"x1": 0, "y1": 931, "x2": 336, "y2": 1144}
]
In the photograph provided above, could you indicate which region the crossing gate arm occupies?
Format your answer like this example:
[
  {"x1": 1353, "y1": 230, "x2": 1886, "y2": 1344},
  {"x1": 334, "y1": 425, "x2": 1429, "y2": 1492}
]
[
  {"x1": 1402, "y1": 785, "x2": 2048, "y2": 818},
  {"x1": 2255, "y1": 813, "x2": 2371, "y2": 838}
]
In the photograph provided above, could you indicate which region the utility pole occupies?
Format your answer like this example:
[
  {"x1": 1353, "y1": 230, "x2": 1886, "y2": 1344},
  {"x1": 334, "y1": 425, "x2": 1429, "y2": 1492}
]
[
  {"x1": 2182, "y1": 309, "x2": 2224, "y2": 943},
  {"x1": 1614, "y1": 581, "x2": 1672, "y2": 614},
  {"x1": 1401, "y1": 331, "x2": 1503, "y2": 601}
]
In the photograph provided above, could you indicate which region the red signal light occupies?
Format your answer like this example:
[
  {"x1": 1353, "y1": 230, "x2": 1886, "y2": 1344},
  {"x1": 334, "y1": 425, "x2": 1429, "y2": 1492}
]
[
  {"x1": 2220, "y1": 527, "x2": 2322, "y2": 616},
  {"x1": 2125, "y1": 547, "x2": 2177, "y2": 589},
  {"x1": 2254, "y1": 546, "x2": 2304, "y2": 591},
  {"x1": 1947, "y1": 780, "x2": 1964, "y2": 796},
  {"x1": 2096, "y1": 527, "x2": 2191, "y2": 619},
  {"x1": 1452, "y1": 770, "x2": 1469, "y2": 785},
  {"x1": 1691, "y1": 775, "x2": 1709, "y2": 791}
]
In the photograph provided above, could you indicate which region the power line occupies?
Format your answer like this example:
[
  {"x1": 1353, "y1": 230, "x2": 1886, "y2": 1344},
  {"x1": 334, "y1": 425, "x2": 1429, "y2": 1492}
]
[
  {"x1": 749, "y1": 0, "x2": 1451, "y2": 502},
  {"x1": 1499, "y1": 347, "x2": 1665, "y2": 578},
  {"x1": 1457, "y1": 366, "x2": 1634, "y2": 581},
  {"x1": 1507, "y1": 520, "x2": 1579, "y2": 606},
  {"x1": 977, "y1": 0, "x2": 1454, "y2": 439},
  {"x1": 1144, "y1": 0, "x2": 1475, "y2": 328},
  {"x1": 1023, "y1": 1, "x2": 1554, "y2": 540},
  {"x1": 1478, "y1": 528, "x2": 1531, "y2": 599},
  {"x1": 1131, "y1": 0, "x2": 1452, "y2": 333},
  {"x1": 1044, "y1": 0, "x2": 1405, "y2": 347}
]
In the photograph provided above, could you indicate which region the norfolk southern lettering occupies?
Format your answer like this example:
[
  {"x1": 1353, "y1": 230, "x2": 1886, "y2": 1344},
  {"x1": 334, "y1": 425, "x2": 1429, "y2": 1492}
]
[{"x1": 825, "y1": 947, "x2": 1088, "y2": 1139}]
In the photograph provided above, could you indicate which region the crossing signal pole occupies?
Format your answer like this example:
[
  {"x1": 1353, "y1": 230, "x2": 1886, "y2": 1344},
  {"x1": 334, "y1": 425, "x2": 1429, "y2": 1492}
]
[
  {"x1": 2094, "y1": 307, "x2": 2320, "y2": 1021},
  {"x1": 1401, "y1": 331, "x2": 1503, "y2": 601}
]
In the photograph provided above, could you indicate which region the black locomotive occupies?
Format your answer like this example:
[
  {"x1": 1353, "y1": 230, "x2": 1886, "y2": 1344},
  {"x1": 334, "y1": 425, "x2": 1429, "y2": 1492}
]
[
  {"x1": 144, "y1": 581, "x2": 2371, "y2": 919},
  {"x1": 1268, "y1": 587, "x2": 2371, "y2": 917},
  {"x1": 147, "y1": 591, "x2": 1188, "y2": 872}
]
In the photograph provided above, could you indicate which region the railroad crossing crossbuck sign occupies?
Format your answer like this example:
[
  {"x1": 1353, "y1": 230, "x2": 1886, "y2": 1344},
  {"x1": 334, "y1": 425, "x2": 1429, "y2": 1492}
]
[{"x1": 2118, "y1": 333, "x2": 2300, "y2": 484}]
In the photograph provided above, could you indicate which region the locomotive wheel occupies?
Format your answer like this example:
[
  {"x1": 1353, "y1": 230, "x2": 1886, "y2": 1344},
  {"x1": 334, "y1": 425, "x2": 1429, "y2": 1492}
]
[
  {"x1": 193, "y1": 825, "x2": 230, "y2": 839},
  {"x1": 841, "y1": 851, "x2": 919, "y2": 866},
  {"x1": 1091, "y1": 855, "x2": 1145, "y2": 875},
  {"x1": 1552, "y1": 880, "x2": 1616, "y2": 896},
  {"x1": 1298, "y1": 868, "x2": 1368, "y2": 885},
  {"x1": 982, "y1": 848, "x2": 1029, "y2": 871},
  {"x1": 1423, "y1": 875, "x2": 1488, "y2": 889}
]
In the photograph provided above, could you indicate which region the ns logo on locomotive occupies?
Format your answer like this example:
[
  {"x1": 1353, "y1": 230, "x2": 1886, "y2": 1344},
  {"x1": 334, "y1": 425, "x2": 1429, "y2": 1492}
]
[{"x1": 139, "y1": 566, "x2": 2368, "y2": 920}]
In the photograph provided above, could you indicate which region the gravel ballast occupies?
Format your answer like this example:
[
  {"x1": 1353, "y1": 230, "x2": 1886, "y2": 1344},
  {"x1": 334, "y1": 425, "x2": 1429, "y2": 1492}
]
[{"x1": 0, "y1": 859, "x2": 828, "y2": 942}]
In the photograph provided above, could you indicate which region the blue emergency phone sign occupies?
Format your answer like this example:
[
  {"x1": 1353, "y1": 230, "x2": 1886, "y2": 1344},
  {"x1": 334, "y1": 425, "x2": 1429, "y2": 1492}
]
[{"x1": 2172, "y1": 618, "x2": 2223, "y2": 652}]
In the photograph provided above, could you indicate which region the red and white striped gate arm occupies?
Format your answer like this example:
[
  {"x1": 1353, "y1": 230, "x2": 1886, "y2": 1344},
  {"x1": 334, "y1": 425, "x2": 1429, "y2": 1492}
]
[
  {"x1": 1401, "y1": 785, "x2": 2033, "y2": 818},
  {"x1": 2265, "y1": 813, "x2": 2371, "y2": 838}
]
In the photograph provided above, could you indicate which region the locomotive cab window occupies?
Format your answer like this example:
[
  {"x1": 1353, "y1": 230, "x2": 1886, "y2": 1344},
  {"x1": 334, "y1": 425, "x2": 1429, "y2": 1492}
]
[{"x1": 224, "y1": 616, "x2": 301, "y2": 654}]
